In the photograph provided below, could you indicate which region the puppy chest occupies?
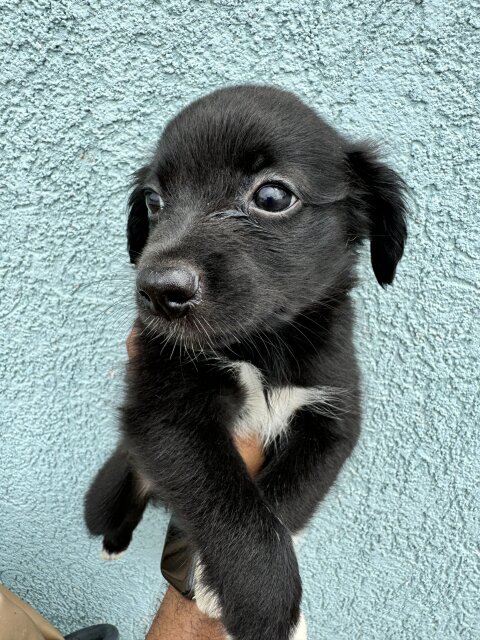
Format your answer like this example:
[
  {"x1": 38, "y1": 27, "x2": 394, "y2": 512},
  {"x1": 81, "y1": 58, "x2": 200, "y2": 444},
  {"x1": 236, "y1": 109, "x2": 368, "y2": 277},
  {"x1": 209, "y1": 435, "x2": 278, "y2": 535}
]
[{"x1": 231, "y1": 361, "x2": 327, "y2": 445}]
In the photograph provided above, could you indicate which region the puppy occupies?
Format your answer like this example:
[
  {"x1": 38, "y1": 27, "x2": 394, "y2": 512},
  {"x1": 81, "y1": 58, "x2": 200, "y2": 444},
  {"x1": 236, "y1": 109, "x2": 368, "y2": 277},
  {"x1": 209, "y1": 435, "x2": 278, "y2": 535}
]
[{"x1": 85, "y1": 85, "x2": 407, "y2": 640}]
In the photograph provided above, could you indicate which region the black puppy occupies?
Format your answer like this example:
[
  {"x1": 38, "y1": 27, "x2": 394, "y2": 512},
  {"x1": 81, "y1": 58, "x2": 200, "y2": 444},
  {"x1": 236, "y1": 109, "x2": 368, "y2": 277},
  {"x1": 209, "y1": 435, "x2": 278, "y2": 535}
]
[{"x1": 85, "y1": 85, "x2": 407, "y2": 640}]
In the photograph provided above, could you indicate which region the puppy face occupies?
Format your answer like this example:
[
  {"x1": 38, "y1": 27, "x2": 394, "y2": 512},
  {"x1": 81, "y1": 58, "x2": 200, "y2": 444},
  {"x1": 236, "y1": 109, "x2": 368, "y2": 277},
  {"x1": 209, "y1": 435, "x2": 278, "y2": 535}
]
[{"x1": 127, "y1": 85, "x2": 407, "y2": 348}]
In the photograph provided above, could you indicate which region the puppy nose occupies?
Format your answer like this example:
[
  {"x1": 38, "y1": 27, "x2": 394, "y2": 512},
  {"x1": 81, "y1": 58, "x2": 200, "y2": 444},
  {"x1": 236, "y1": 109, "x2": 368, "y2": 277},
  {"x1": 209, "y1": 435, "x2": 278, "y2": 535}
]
[{"x1": 137, "y1": 267, "x2": 200, "y2": 319}]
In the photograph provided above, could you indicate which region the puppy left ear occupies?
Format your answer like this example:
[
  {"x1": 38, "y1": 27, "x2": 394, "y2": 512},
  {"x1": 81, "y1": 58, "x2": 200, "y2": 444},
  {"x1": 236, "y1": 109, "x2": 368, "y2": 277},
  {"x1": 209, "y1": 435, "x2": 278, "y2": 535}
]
[
  {"x1": 347, "y1": 144, "x2": 408, "y2": 286},
  {"x1": 127, "y1": 169, "x2": 149, "y2": 265}
]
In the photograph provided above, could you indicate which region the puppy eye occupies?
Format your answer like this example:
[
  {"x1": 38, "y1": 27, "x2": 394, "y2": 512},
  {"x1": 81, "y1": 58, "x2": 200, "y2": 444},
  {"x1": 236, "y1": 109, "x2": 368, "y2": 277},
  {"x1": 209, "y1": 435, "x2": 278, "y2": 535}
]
[
  {"x1": 251, "y1": 184, "x2": 297, "y2": 213},
  {"x1": 145, "y1": 190, "x2": 164, "y2": 216}
]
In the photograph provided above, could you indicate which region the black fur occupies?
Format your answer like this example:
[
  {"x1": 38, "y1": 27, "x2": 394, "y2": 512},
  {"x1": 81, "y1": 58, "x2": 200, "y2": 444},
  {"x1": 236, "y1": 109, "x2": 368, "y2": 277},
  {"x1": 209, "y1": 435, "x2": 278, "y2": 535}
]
[{"x1": 85, "y1": 85, "x2": 407, "y2": 640}]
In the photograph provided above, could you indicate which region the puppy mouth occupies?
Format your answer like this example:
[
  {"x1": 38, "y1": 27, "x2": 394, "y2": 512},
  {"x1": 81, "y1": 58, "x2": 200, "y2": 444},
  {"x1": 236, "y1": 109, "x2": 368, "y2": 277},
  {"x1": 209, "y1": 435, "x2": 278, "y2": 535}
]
[
  {"x1": 136, "y1": 303, "x2": 230, "y2": 353},
  {"x1": 135, "y1": 289, "x2": 302, "y2": 353}
]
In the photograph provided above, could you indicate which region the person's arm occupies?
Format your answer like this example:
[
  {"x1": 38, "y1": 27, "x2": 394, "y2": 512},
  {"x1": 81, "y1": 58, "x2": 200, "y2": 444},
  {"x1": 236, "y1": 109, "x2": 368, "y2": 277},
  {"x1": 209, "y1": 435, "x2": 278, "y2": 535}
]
[
  {"x1": 146, "y1": 435, "x2": 264, "y2": 640},
  {"x1": 146, "y1": 586, "x2": 225, "y2": 640}
]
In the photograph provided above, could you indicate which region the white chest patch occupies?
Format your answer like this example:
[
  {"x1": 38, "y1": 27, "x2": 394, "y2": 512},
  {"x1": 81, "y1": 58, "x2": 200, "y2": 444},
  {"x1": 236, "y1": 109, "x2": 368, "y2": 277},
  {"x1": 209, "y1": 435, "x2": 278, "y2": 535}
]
[{"x1": 231, "y1": 361, "x2": 342, "y2": 446}]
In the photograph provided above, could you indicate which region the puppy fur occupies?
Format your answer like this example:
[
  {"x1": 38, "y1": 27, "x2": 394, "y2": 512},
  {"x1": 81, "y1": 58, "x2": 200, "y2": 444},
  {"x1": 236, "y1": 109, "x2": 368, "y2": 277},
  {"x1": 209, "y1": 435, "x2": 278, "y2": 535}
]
[{"x1": 84, "y1": 85, "x2": 407, "y2": 640}]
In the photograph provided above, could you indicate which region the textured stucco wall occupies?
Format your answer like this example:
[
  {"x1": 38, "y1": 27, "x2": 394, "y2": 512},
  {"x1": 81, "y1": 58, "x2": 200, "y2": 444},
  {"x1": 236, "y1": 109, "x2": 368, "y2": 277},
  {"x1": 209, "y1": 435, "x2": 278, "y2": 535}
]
[{"x1": 1, "y1": 1, "x2": 479, "y2": 638}]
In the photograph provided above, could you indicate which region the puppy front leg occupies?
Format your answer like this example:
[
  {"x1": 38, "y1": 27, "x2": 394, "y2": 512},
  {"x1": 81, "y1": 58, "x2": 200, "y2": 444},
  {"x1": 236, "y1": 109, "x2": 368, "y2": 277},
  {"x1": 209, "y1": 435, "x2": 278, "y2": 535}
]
[
  {"x1": 124, "y1": 413, "x2": 302, "y2": 640},
  {"x1": 257, "y1": 410, "x2": 360, "y2": 535},
  {"x1": 84, "y1": 444, "x2": 150, "y2": 558}
]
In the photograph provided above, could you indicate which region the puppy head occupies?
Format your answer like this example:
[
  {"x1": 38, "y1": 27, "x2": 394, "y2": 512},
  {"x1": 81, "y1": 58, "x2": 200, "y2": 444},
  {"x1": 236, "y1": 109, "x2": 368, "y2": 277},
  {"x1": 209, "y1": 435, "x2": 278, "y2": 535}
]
[{"x1": 127, "y1": 85, "x2": 407, "y2": 348}]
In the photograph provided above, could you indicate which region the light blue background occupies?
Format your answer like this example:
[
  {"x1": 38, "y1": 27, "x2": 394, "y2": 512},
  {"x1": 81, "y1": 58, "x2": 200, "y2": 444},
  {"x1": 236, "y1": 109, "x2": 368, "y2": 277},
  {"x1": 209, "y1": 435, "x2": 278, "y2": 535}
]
[{"x1": 1, "y1": 1, "x2": 478, "y2": 638}]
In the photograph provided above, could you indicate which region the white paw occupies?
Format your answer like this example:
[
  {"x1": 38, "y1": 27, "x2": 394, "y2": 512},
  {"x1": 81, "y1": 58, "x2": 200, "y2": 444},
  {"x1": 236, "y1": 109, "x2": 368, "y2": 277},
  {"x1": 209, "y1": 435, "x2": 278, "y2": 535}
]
[
  {"x1": 290, "y1": 612, "x2": 307, "y2": 640},
  {"x1": 193, "y1": 560, "x2": 223, "y2": 619},
  {"x1": 100, "y1": 546, "x2": 126, "y2": 561}
]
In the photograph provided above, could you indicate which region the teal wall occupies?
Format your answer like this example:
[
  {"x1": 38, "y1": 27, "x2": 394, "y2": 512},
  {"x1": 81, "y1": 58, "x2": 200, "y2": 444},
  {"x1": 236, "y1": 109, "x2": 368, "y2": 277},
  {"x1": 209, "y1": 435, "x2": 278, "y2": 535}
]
[{"x1": 1, "y1": 1, "x2": 478, "y2": 638}]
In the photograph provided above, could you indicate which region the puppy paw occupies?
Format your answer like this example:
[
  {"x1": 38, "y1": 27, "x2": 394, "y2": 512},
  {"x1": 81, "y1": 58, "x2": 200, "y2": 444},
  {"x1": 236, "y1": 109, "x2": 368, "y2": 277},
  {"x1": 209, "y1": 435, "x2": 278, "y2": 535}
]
[
  {"x1": 290, "y1": 612, "x2": 307, "y2": 640},
  {"x1": 100, "y1": 547, "x2": 126, "y2": 561},
  {"x1": 193, "y1": 560, "x2": 223, "y2": 619},
  {"x1": 101, "y1": 537, "x2": 129, "y2": 560}
]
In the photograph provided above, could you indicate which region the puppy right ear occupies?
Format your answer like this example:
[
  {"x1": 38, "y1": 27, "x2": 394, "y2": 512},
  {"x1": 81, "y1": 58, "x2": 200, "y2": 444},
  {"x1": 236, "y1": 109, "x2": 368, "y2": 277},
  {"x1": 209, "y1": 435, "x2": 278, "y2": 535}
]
[{"x1": 127, "y1": 169, "x2": 149, "y2": 264}]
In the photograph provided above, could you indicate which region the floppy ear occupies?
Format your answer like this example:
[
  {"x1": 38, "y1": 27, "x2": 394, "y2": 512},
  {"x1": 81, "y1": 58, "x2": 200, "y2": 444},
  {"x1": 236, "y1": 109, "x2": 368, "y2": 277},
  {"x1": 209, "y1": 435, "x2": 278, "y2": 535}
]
[
  {"x1": 127, "y1": 169, "x2": 149, "y2": 264},
  {"x1": 347, "y1": 143, "x2": 408, "y2": 286}
]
